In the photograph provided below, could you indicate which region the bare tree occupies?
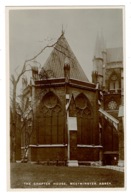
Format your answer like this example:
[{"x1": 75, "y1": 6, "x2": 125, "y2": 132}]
[{"x1": 10, "y1": 32, "x2": 73, "y2": 162}]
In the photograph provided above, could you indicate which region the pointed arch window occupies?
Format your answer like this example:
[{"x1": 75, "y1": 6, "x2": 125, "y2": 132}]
[
  {"x1": 109, "y1": 73, "x2": 120, "y2": 91},
  {"x1": 75, "y1": 93, "x2": 93, "y2": 145},
  {"x1": 38, "y1": 91, "x2": 67, "y2": 144}
]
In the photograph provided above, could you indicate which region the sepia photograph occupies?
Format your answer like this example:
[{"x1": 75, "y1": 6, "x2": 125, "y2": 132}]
[{"x1": 8, "y1": 6, "x2": 124, "y2": 190}]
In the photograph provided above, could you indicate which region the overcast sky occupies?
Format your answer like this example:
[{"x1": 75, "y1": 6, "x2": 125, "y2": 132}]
[{"x1": 9, "y1": 8, "x2": 123, "y2": 81}]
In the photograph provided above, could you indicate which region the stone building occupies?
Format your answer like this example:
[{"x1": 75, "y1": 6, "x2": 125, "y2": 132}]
[
  {"x1": 19, "y1": 33, "x2": 124, "y2": 166},
  {"x1": 92, "y1": 34, "x2": 124, "y2": 166}
]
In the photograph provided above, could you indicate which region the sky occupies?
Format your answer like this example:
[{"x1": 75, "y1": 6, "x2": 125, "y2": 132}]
[{"x1": 9, "y1": 8, "x2": 123, "y2": 82}]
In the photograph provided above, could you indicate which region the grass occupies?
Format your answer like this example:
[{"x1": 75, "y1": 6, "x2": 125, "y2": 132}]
[{"x1": 10, "y1": 163, "x2": 124, "y2": 189}]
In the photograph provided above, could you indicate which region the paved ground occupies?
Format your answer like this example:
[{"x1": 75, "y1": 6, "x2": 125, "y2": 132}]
[
  {"x1": 79, "y1": 165, "x2": 124, "y2": 172},
  {"x1": 99, "y1": 165, "x2": 124, "y2": 172},
  {"x1": 10, "y1": 163, "x2": 125, "y2": 189}
]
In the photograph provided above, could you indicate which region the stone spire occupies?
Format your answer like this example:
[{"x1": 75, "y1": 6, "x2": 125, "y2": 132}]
[
  {"x1": 94, "y1": 32, "x2": 106, "y2": 59},
  {"x1": 94, "y1": 33, "x2": 102, "y2": 59},
  {"x1": 64, "y1": 57, "x2": 70, "y2": 82},
  {"x1": 92, "y1": 32, "x2": 106, "y2": 88},
  {"x1": 100, "y1": 31, "x2": 106, "y2": 53}
]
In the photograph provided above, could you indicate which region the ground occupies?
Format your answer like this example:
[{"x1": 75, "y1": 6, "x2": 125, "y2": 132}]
[{"x1": 10, "y1": 163, "x2": 124, "y2": 189}]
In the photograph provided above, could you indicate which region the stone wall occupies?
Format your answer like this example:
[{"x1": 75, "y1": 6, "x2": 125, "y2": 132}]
[
  {"x1": 77, "y1": 147, "x2": 100, "y2": 161},
  {"x1": 29, "y1": 146, "x2": 67, "y2": 162},
  {"x1": 28, "y1": 146, "x2": 100, "y2": 162},
  {"x1": 28, "y1": 82, "x2": 100, "y2": 162}
]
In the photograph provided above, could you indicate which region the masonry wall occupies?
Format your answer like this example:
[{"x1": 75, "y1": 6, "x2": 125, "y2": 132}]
[
  {"x1": 29, "y1": 146, "x2": 67, "y2": 162},
  {"x1": 28, "y1": 146, "x2": 100, "y2": 162},
  {"x1": 28, "y1": 82, "x2": 99, "y2": 162},
  {"x1": 67, "y1": 85, "x2": 99, "y2": 145},
  {"x1": 77, "y1": 147, "x2": 100, "y2": 161}
]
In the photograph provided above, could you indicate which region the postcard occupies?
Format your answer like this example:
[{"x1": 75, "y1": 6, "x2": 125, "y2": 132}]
[{"x1": 7, "y1": 6, "x2": 124, "y2": 190}]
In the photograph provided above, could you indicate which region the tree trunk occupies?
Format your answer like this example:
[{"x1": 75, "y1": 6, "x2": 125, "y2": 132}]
[{"x1": 12, "y1": 82, "x2": 17, "y2": 162}]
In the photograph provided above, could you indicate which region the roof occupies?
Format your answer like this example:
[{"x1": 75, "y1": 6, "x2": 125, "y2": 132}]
[
  {"x1": 99, "y1": 108, "x2": 119, "y2": 130},
  {"x1": 41, "y1": 33, "x2": 89, "y2": 82},
  {"x1": 106, "y1": 47, "x2": 123, "y2": 63}
]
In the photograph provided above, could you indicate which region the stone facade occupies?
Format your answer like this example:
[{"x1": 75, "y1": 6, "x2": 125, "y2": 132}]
[
  {"x1": 24, "y1": 78, "x2": 101, "y2": 163},
  {"x1": 19, "y1": 33, "x2": 124, "y2": 166},
  {"x1": 92, "y1": 34, "x2": 124, "y2": 166}
]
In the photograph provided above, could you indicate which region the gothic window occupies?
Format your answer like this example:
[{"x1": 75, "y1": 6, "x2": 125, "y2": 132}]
[
  {"x1": 108, "y1": 100, "x2": 118, "y2": 110},
  {"x1": 75, "y1": 93, "x2": 93, "y2": 145},
  {"x1": 38, "y1": 91, "x2": 67, "y2": 144},
  {"x1": 109, "y1": 73, "x2": 120, "y2": 90}
]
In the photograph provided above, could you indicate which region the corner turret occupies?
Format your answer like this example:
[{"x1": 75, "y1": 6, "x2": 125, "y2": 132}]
[{"x1": 92, "y1": 33, "x2": 106, "y2": 89}]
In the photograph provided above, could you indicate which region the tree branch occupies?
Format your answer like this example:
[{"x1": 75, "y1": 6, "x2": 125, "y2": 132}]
[{"x1": 24, "y1": 33, "x2": 64, "y2": 64}]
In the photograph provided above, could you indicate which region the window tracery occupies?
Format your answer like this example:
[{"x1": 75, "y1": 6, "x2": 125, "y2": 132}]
[
  {"x1": 38, "y1": 91, "x2": 66, "y2": 144},
  {"x1": 109, "y1": 73, "x2": 120, "y2": 91},
  {"x1": 75, "y1": 93, "x2": 93, "y2": 144}
]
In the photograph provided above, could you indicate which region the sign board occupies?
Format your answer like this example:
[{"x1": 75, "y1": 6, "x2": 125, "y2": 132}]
[{"x1": 68, "y1": 117, "x2": 77, "y2": 131}]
